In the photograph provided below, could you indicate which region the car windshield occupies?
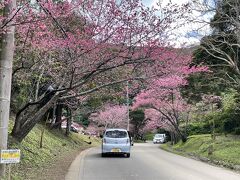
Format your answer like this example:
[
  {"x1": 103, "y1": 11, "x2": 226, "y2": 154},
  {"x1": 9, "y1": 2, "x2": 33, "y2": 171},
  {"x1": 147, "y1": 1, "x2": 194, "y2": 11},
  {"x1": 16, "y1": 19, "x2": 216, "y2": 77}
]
[
  {"x1": 105, "y1": 130, "x2": 127, "y2": 138},
  {"x1": 155, "y1": 134, "x2": 164, "y2": 138}
]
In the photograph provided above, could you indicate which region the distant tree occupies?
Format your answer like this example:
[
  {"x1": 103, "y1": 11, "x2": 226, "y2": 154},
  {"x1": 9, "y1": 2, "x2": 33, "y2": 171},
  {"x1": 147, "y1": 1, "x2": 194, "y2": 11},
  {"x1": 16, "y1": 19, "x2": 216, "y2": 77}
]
[
  {"x1": 185, "y1": 0, "x2": 240, "y2": 101},
  {"x1": 129, "y1": 109, "x2": 146, "y2": 139},
  {"x1": 89, "y1": 104, "x2": 128, "y2": 129}
]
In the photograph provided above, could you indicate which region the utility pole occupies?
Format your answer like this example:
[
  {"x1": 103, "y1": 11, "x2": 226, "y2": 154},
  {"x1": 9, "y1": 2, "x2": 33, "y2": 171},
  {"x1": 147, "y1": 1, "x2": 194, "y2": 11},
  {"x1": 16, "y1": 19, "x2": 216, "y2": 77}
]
[
  {"x1": 0, "y1": 0, "x2": 16, "y2": 177},
  {"x1": 126, "y1": 81, "x2": 130, "y2": 131}
]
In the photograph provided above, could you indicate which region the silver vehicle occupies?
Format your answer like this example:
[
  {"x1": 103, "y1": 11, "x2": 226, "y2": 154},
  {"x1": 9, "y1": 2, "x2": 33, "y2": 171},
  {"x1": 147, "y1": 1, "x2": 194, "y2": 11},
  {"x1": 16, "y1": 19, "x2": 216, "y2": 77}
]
[
  {"x1": 153, "y1": 134, "x2": 166, "y2": 144},
  {"x1": 101, "y1": 128, "x2": 131, "y2": 157}
]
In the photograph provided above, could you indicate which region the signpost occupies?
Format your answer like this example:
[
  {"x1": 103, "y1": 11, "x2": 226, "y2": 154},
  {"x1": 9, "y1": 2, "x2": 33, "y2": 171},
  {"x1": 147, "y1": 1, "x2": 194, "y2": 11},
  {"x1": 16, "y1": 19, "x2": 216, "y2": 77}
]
[
  {"x1": 0, "y1": 149, "x2": 20, "y2": 164},
  {"x1": 0, "y1": 149, "x2": 20, "y2": 180}
]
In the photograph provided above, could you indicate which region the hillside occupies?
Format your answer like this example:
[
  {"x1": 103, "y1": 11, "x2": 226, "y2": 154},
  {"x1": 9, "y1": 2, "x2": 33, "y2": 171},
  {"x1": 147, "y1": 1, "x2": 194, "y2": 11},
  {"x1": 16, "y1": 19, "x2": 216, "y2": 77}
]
[
  {"x1": 5, "y1": 120, "x2": 100, "y2": 180},
  {"x1": 161, "y1": 134, "x2": 240, "y2": 171}
]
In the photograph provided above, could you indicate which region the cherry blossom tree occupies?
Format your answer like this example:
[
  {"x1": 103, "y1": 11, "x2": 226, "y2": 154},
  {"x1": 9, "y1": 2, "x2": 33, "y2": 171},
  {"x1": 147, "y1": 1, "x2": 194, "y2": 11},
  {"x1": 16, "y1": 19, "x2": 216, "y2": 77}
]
[
  {"x1": 7, "y1": 0, "x2": 193, "y2": 142},
  {"x1": 0, "y1": 0, "x2": 194, "y2": 142},
  {"x1": 85, "y1": 124, "x2": 99, "y2": 136},
  {"x1": 143, "y1": 109, "x2": 174, "y2": 132},
  {"x1": 89, "y1": 104, "x2": 128, "y2": 129},
  {"x1": 133, "y1": 69, "x2": 207, "y2": 142}
]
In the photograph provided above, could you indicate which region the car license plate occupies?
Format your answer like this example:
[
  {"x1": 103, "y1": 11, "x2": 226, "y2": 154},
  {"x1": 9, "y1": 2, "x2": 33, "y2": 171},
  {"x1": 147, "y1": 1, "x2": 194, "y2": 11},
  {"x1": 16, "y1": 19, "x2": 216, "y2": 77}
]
[{"x1": 111, "y1": 148, "x2": 121, "y2": 152}]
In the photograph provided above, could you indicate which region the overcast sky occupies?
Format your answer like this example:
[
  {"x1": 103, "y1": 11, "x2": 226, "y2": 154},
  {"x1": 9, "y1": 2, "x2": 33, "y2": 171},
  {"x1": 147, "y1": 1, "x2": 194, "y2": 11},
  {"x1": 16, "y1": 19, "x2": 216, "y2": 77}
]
[{"x1": 142, "y1": 0, "x2": 214, "y2": 47}]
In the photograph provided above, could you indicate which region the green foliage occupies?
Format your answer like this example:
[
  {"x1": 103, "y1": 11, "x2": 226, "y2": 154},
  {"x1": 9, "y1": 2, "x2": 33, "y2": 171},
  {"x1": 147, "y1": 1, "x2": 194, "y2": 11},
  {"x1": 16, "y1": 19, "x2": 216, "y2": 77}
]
[
  {"x1": 185, "y1": 122, "x2": 211, "y2": 136},
  {"x1": 145, "y1": 132, "x2": 154, "y2": 140},
  {"x1": 85, "y1": 94, "x2": 126, "y2": 111},
  {"x1": 87, "y1": 97, "x2": 103, "y2": 110},
  {"x1": 181, "y1": 72, "x2": 225, "y2": 103},
  {"x1": 221, "y1": 89, "x2": 238, "y2": 110},
  {"x1": 130, "y1": 109, "x2": 145, "y2": 125},
  {"x1": 130, "y1": 110, "x2": 146, "y2": 138},
  {"x1": 11, "y1": 79, "x2": 32, "y2": 112},
  {"x1": 182, "y1": 0, "x2": 240, "y2": 102},
  {"x1": 161, "y1": 134, "x2": 240, "y2": 166},
  {"x1": 211, "y1": 0, "x2": 239, "y2": 32},
  {"x1": 185, "y1": 90, "x2": 240, "y2": 135},
  {"x1": 221, "y1": 90, "x2": 240, "y2": 133},
  {"x1": 223, "y1": 116, "x2": 240, "y2": 133},
  {"x1": 75, "y1": 114, "x2": 90, "y2": 127},
  {"x1": 234, "y1": 128, "x2": 240, "y2": 135}
]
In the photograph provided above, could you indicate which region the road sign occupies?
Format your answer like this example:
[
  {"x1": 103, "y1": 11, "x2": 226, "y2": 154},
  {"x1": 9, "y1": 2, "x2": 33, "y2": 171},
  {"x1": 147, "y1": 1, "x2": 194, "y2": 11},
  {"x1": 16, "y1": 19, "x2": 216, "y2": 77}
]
[{"x1": 0, "y1": 149, "x2": 20, "y2": 164}]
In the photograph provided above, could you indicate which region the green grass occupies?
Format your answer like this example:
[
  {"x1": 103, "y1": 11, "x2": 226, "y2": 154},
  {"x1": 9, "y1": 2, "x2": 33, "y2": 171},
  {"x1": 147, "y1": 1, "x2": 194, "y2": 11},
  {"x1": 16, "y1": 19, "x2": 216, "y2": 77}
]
[
  {"x1": 4, "y1": 120, "x2": 100, "y2": 180},
  {"x1": 161, "y1": 134, "x2": 240, "y2": 167}
]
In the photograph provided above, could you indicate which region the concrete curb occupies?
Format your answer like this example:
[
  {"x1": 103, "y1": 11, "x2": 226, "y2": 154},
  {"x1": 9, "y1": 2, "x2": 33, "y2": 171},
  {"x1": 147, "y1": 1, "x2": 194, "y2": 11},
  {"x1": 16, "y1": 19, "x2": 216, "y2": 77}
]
[{"x1": 65, "y1": 147, "x2": 95, "y2": 180}]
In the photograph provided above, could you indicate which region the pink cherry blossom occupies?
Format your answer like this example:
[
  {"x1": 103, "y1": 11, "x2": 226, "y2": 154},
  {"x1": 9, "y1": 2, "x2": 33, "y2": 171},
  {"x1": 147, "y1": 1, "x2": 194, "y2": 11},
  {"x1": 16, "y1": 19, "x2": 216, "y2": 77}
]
[{"x1": 89, "y1": 104, "x2": 128, "y2": 129}]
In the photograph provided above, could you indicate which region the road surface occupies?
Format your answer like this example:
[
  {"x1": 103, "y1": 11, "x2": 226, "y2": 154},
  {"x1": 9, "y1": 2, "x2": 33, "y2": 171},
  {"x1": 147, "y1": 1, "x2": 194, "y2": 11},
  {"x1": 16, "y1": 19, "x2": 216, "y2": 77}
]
[{"x1": 66, "y1": 142, "x2": 240, "y2": 180}]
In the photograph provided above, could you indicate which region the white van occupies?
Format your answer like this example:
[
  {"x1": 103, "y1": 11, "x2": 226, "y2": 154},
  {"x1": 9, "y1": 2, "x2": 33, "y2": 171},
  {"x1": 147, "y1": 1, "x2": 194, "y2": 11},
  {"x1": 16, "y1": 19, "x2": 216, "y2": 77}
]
[{"x1": 153, "y1": 134, "x2": 166, "y2": 144}]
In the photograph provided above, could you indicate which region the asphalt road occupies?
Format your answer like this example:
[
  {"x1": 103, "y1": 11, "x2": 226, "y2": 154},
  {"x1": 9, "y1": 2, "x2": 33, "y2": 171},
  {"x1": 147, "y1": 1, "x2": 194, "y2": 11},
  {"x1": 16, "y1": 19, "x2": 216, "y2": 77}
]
[{"x1": 67, "y1": 142, "x2": 240, "y2": 180}]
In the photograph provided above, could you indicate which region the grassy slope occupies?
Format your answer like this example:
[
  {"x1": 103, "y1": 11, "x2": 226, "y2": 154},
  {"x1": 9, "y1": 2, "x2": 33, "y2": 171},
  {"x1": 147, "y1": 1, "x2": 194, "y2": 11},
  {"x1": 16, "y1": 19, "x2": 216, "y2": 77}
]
[
  {"x1": 5, "y1": 120, "x2": 100, "y2": 180},
  {"x1": 161, "y1": 134, "x2": 240, "y2": 170}
]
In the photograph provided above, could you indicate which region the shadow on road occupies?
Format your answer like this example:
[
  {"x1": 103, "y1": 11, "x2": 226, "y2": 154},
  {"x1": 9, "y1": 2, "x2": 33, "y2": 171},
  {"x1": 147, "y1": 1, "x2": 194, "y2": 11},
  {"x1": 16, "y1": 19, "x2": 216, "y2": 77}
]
[
  {"x1": 88, "y1": 153, "x2": 129, "y2": 158},
  {"x1": 101, "y1": 154, "x2": 128, "y2": 158}
]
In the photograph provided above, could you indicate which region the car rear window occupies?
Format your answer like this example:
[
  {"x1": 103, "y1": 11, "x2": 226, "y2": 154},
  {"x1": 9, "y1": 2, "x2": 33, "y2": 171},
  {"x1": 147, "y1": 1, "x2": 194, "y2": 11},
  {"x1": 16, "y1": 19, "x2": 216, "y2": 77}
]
[{"x1": 105, "y1": 130, "x2": 128, "y2": 138}]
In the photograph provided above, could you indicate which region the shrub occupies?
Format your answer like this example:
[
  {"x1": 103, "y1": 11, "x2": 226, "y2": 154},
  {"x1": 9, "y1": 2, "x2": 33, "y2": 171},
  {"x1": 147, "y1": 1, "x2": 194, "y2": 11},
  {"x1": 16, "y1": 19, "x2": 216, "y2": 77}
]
[
  {"x1": 234, "y1": 127, "x2": 240, "y2": 135},
  {"x1": 186, "y1": 90, "x2": 240, "y2": 135},
  {"x1": 183, "y1": 122, "x2": 211, "y2": 136}
]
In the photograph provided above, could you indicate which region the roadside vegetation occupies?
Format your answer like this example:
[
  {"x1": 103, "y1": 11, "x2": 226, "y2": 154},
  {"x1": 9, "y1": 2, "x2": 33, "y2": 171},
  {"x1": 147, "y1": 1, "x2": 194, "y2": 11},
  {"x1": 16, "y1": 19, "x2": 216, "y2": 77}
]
[
  {"x1": 182, "y1": 89, "x2": 240, "y2": 136},
  {"x1": 5, "y1": 120, "x2": 100, "y2": 180},
  {"x1": 160, "y1": 89, "x2": 240, "y2": 169},
  {"x1": 161, "y1": 134, "x2": 240, "y2": 171}
]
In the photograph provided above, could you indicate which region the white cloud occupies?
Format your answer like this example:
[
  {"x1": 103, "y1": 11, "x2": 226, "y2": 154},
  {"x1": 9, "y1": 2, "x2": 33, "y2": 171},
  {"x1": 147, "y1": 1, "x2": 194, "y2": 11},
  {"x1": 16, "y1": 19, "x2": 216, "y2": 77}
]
[{"x1": 144, "y1": 0, "x2": 214, "y2": 47}]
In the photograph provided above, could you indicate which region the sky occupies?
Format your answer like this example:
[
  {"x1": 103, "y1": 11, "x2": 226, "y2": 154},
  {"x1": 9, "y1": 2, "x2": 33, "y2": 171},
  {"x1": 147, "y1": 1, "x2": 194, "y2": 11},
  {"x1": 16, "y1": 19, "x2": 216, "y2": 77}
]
[{"x1": 141, "y1": 0, "x2": 214, "y2": 47}]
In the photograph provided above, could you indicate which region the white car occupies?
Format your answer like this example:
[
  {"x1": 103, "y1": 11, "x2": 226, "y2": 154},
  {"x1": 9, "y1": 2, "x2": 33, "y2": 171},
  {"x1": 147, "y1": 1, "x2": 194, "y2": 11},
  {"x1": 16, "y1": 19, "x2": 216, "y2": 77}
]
[
  {"x1": 153, "y1": 134, "x2": 166, "y2": 144},
  {"x1": 101, "y1": 128, "x2": 131, "y2": 157}
]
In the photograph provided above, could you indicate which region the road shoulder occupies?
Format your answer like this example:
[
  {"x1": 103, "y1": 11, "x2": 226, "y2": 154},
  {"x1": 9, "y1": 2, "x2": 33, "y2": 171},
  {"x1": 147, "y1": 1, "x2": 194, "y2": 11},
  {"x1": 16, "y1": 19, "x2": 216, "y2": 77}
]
[
  {"x1": 160, "y1": 141, "x2": 240, "y2": 173},
  {"x1": 65, "y1": 147, "x2": 95, "y2": 180}
]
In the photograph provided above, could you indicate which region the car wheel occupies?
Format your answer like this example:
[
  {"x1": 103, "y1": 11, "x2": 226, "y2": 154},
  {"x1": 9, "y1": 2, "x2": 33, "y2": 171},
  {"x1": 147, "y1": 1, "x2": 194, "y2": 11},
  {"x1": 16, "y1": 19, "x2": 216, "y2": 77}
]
[
  {"x1": 102, "y1": 153, "x2": 106, "y2": 157},
  {"x1": 126, "y1": 153, "x2": 130, "y2": 158}
]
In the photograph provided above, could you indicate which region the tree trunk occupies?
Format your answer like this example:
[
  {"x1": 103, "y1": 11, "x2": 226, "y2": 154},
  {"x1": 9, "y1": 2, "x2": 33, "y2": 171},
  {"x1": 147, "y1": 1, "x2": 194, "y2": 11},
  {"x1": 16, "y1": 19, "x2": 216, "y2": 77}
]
[
  {"x1": 40, "y1": 112, "x2": 49, "y2": 148},
  {"x1": 12, "y1": 103, "x2": 39, "y2": 136},
  {"x1": 0, "y1": 0, "x2": 16, "y2": 177},
  {"x1": 66, "y1": 108, "x2": 72, "y2": 136},
  {"x1": 170, "y1": 122, "x2": 187, "y2": 143},
  {"x1": 11, "y1": 93, "x2": 61, "y2": 142},
  {"x1": 180, "y1": 133, "x2": 187, "y2": 142},
  {"x1": 35, "y1": 66, "x2": 45, "y2": 101},
  {"x1": 170, "y1": 132, "x2": 174, "y2": 145},
  {"x1": 55, "y1": 104, "x2": 62, "y2": 129},
  {"x1": 175, "y1": 127, "x2": 187, "y2": 142},
  {"x1": 51, "y1": 103, "x2": 56, "y2": 124}
]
